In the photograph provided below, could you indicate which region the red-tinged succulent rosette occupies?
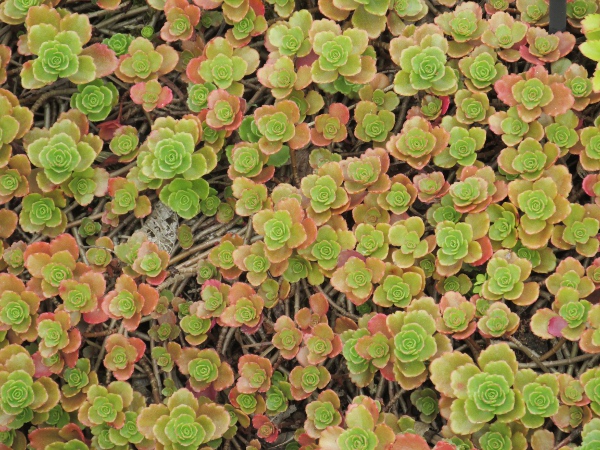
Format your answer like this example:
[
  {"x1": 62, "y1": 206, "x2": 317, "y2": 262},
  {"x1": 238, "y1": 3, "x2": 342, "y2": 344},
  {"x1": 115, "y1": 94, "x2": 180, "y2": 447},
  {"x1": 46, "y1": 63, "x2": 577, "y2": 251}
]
[
  {"x1": 36, "y1": 310, "x2": 82, "y2": 366},
  {"x1": 130, "y1": 80, "x2": 173, "y2": 113},
  {"x1": 205, "y1": 89, "x2": 246, "y2": 132},
  {"x1": 494, "y1": 66, "x2": 574, "y2": 123},
  {"x1": 435, "y1": 291, "x2": 477, "y2": 340},
  {"x1": 130, "y1": 240, "x2": 170, "y2": 285},
  {"x1": 253, "y1": 414, "x2": 279, "y2": 443},
  {"x1": 390, "y1": 433, "x2": 458, "y2": 450},
  {"x1": 254, "y1": 100, "x2": 310, "y2": 155},
  {"x1": 218, "y1": 282, "x2": 265, "y2": 333},
  {"x1": 208, "y1": 233, "x2": 244, "y2": 280},
  {"x1": 23, "y1": 233, "x2": 88, "y2": 299},
  {"x1": 175, "y1": 347, "x2": 234, "y2": 393},
  {"x1": 160, "y1": 0, "x2": 201, "y2": 43},
  {"x1": 387, "y1": 116, "x2": 450, "y2": 170},
  {"x1": 59, "y1": 270, "x2": 106, "y2": 318},
  {"x1": 115, "y1": 37, "x2": 178, "y2": 84},
  {"x1": 318, "y1": 398, "x2": 395, "y2": 450},
  {"x1": 310, "y1": 103, "x2": 349, "y2": 146},
  {"x1": 227, "y1": 142, "x2": 275, "y2": 184},
  {"x1": 297, "y1": 322, "x2": 342, "y2": 366},
  {"x1": 100, "y1": 274, "x2": 159, "y2": 331},
  {"x1": 0, "y1": 273, "x2": 40, "y2": 343},
  {"x1": 236, "y1": 354, "x2": 273, "y2": 393},
  {"x1": 339, "y1": 148, "x2": 391, "y2": 206},
  {"x1": 257, "y1": 54, "x2": 312, "y2": 99},
  {"x1": 295, "y1": 292, "x2": 329, "y2": 332},
  {"x1": 519, "y1": 28, "x2": 576, "y2": 65},
  {"x1": 28, "y1": 424, "x2": 88, "y2": 450},
  {"x1": 253, "y1": 197, "x2": 317, "y2": 263},
  {"x1": 331, "y1": 256, "x2": 385, "y2": 305},
  {"x1": 289, "y1": 365, "x2": 331, "y2": 400},
  {"x1": 272, "y1": 316, "x2": 303, "y2": 360},
  {"x1": 451, "y1": 165, "x2": 508, "y2": 214},
  {"x1": 103, "y1": 334, "x2": 146, "y2": 381}
]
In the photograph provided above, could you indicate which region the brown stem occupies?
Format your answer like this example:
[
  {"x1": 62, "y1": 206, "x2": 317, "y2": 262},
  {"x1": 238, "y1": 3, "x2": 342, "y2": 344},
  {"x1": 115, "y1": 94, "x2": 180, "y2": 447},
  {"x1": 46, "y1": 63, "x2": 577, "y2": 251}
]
[
  {"x1": 554, "y1": 428, "x2": 581, "y2": 450},
  {"x1": 245, "y1": 86, "x2": 268, "y2": 113},
  {"x1": 518, "y1": 353, "x2": 596, "y2": 369},
  {"x1": 167, "y1": 236, "x2": 224, "y2": 266},
  {"x1": 466, "y1": 336, "x2": 481, "y2": 358},
  {"x1": 508, "y1": 336, "x2": 552, "y2": 374},
  {"x1": 109, "y1": 161, "x2": 137, "y2": 177},
  {"x1": 290, "y1": 149, "x2": 299, "y2": 187},
  {"x1": 30, "y1": 89, "x2": 79, "y2": 113},
  {"x1": 216, "y1": 327, "x2": 229, "y2": 354},
  {"x1": 540, "y1": 337, "x2": 567, "y2": 361},
  {"x1": 422, "y1": 0, "x2": 441, "y2": 14},
  {"x1": 160, "y1": 76, "x2": 185, "y2": 101},
  {"x1": 67, "y1": 212, "x2": 104, "y2": 229},
  {"x1": 383, "y1": 388, "x2": 406, "y2": 413},
  {"x1": 139, "y1": 358, "x2": 161, "y2": 404},
  {"x1": 315, "y1": 286, "x2": 359, "y2": 320},
  {"x1": 82, "y1": 329, "x2": 119, "y2": 338}
]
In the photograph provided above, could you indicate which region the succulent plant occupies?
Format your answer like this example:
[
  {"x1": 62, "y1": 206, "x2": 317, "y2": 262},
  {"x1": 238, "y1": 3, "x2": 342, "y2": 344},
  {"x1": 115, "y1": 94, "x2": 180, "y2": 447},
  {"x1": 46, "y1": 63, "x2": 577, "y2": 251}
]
[
  {"x1": 289, "y1": 365, "x2": 331, "y2": 400},
  {"x1": 254, "y1": 100, "x2": 310, "y2": 155},
  {"x1": 253, "y1": 197, "x2": 316, "y2": 263},
  {"x1": 435, "y1": 2, "x2": 488, "y2": 57},
  {"x1": 390, "y1": 24, "x2": 458, "y2": 96},
  {"x1": 102, "y1": 335, "x2": 145, "y2": 381},
  {"x1": 388, "y1": 305, "x2": 448, "y2": 389},
  {"x1": 339, "y1": 147, "x2": 391, "y2": 197},
  {"x1": 130, "y1": 80, "x2": 173, "y2": 112},
  {"x1": 0, "y1": 273, "x2": 39, "y2": 344},
  {"x1": 23, "y1": 233, "x2": 80, "y2": 299},
  {"x1": 70, "y1": 80, "x2": 119, "y2": 122},
  {"x1": 552, "y1": 203, "x2": 600, "y2": 257},
  {"x1": 3, "y1": 0, "x2": 600, "y2": 445},
  {"x1": 138, "y1": 388, "x2": 231, "y2": 448},
  {"x1": 304, "y1": 390, "x2": 342, "y2": 438},
  {"x1": 24, "y1": 111, "x2": 102, "y2": 189},
  {"x1": 489, "y1": 107, "x2": 545, "y2": 147},
  {"x1": 102, "y1": 33, "x2": 133, "y2": 57},
  {"x1": 495, "y1": 66, "x2": 574, "y2": 123},
  {"x1": 430, "y1": 343, "x2": 525, "y2": 434},
  {"x1": 521, "y1": 28, "x2": 575, "y2": 65},
  {"x1": 410, "y1": 388, "x2": 439, "y2": 423},
  {"x1": 258, "y1": 56, "x2": 312, "y2": 100},
  {"x1": 515, "y1": 370, "x2": 560, "y2": 428},
  {"x1": 309, "y1": 19, "x2": 376, "y2": 85},
  {"x1": 0, "y1": 344, "x2": 60, "y2": 429},
  {"x1": 435, "y1": 216, "x2": 489, "y2": 277},
  {"x1": 115, "y1": 37, "x2": 177, "y2": 84},
  {"x1": 20, "y1": 6, "x2": 118, "y2": 89},
  {"x1": 318, "y1": 397, "x2": 395, "y2": 450},
  {"x1": 266, "y1": 10, "x2": 312, "y2": 57},
  {"x1": 301, "y1": 161, "x2": 349, "y2": 225},
  {"x1": 435, "y1": 126, "x2": 486, "y2": 168},
  {"x1": 187, "y1": 37, "x2": 259, "y2": 96},
  {"x1": 331, "y1": 256, "x2": 385, "y2": 305},
  {"x1": 387, "y1": 116, "x2": 449, "y2": 170},
  {"x1": 508, "y1": 166, "x2": 572, "y2": 249},
  {"x1": 435, "y1": 292, "x2": 476, "y2": 339},
  {"x1": 388, "y1": 218, "x2": 434, "y2": 268},
  {"x1": 218, "y1": 282, "x2": 265, "y2": 333},
  {"x1": 478, "y1": 302, "x2": 520, "y2": 338},
  {"x1": 101, "y1": 274, "x2": 158, "y2": 330},
  {"x1": 480, "y1": 250, "x2": 539, "y2": 305},
  {"x1": 516, "y1": 0, "x2": 549, "y2": 24}
]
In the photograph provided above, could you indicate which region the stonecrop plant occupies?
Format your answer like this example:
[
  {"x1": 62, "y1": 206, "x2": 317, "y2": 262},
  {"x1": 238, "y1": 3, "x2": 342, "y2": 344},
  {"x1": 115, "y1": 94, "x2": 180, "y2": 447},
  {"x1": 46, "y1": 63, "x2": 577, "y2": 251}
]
[{"x1": 2, "y1": 0, "x2": 600, "y2": 448}]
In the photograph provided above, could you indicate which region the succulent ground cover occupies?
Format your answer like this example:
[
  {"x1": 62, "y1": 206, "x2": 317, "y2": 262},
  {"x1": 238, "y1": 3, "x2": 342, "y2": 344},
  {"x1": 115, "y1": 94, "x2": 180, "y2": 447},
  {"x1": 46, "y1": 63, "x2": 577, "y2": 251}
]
[{"x1": 2, "y1": 0, "x2": 600, "y2": 449}]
